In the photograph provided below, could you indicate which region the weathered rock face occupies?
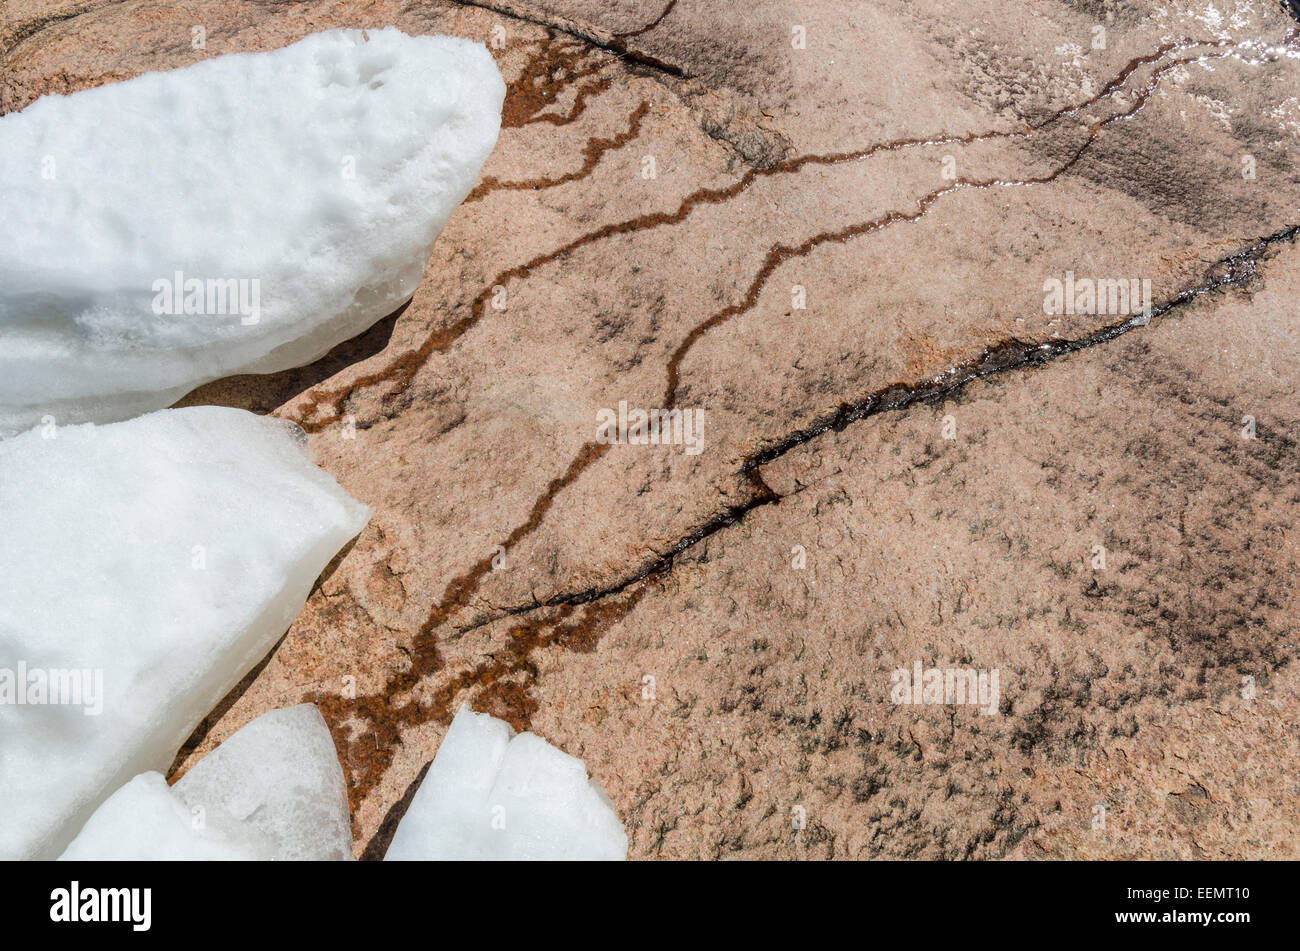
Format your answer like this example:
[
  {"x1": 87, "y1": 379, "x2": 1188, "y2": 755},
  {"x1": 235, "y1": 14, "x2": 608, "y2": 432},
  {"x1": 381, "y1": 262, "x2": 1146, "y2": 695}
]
[{"x1": 6, "y1": 0, "x2": 1298, "y2": 858}]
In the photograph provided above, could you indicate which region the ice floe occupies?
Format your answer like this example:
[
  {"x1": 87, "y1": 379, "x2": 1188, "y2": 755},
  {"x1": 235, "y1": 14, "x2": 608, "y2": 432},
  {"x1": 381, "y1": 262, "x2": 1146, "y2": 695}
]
[
  {"x1": 58, "y1": 704, "x2": 353, "y2": 860},
  {"x1": 0, "y1": 27, "x2": 504, "y2": 435},
  {"x1": 385, "y1": 705, "x2": 627, "y2": 860},
  {"x1": 0, "y1": 407, "x2": 369, "y2": 859}
]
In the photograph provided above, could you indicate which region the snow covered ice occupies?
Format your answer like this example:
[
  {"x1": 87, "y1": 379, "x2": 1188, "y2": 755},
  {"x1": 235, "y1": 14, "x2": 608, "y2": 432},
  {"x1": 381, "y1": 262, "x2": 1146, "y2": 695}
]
[
  {"x1": 385, "y1": 705, "x2": 627, "y2": 860},
  {"x1": 0, "y1": 28, "x2": 504, "y2": 435},
  {"x1": 0, "y1": 407, "x2": 369, "y2": 859},
  {"x1": 59, "y1": 704, "x2": 353, "y2": 860}
]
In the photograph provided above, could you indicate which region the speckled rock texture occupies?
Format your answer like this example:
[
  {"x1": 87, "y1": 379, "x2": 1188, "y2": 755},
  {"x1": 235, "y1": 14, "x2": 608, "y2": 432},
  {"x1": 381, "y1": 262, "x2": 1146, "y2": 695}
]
[{"x1": 5, "y1": 0, "x2": 1298, "y2": 858}]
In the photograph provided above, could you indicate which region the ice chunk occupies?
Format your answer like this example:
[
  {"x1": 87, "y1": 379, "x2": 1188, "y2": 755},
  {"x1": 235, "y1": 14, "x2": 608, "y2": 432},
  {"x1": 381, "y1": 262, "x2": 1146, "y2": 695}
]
[
  {"x1": 0, "y1": 28, "x2": 504, "y2": 435},
  {"x1": 0, "y1": 407, "x2": 369, "y2": 859},
  {"x1": 385, "y1": 705, "x2": 627, "y2": 860},
  {"x1": 57, "y1": 775, "x2": 260, "y2": 862},
  {"x1": 59, "y1": 705, "x2": 352, "y2": 860}
]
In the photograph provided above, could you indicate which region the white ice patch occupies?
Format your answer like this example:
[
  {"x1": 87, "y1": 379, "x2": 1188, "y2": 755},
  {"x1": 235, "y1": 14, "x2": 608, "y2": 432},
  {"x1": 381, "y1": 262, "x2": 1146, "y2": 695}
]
[
  {"x1": 0, "y1": 407, "x2": 369, "y2": 859},
  {"x1": 0, "y1": 28, "x2": 504, "y2": 435},
  {"x1": 58, "y1": 704, "x2": 353, "y2": 860},
  {"x1": 385, "y1": 705, "x2": 627, "y2": 861}
]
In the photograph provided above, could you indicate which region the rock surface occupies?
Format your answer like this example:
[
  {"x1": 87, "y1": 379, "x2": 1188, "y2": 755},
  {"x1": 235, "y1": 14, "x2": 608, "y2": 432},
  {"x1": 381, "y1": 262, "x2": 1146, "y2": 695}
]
[{"x1": 5, "y1": 0, "x2": 1298, "y2": 858}]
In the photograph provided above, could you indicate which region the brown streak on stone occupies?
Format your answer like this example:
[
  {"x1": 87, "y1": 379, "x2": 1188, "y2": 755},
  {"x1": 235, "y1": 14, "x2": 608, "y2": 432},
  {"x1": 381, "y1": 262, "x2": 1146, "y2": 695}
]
[
  {"x1": 465, "y1": 100, "x2": 650, "y2": 202},
  {"x1": 311, "y1": 581, "x2": 648, "y2": 824},
  {"x1": 500, "y1": 37, "x2": 609, "y2": 129},
  {"x1": 616, "y1": 0, "x2": 678, "y2": 40},
  {"x1": 423, "y1": 441, "x2": 612, "y2": 632}
]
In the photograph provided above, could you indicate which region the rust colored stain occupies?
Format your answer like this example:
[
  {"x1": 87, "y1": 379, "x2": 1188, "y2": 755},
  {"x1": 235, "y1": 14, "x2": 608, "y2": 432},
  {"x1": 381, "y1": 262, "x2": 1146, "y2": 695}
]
[
  {"x1": 501, "y1": 37, "x2": 611, "y2": 129},
  {"x1": 311, "y1": 582, "x2": 649, "y2": 820},
  {"x1": 465, "y1": 100, "x2": 651, "y2": 202}
]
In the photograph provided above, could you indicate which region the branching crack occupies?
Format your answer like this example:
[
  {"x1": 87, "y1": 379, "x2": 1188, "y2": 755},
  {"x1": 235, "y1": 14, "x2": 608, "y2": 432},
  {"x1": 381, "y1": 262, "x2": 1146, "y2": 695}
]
[{"x1": 465, "y1": 224, "x2": 1300, "y2": 626}]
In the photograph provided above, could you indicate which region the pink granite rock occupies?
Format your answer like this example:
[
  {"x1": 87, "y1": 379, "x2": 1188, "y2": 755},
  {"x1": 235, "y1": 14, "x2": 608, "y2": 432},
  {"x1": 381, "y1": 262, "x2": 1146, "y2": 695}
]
[{"x1": 6, "y1": 0, "x2": 1297, "y2": 858}]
